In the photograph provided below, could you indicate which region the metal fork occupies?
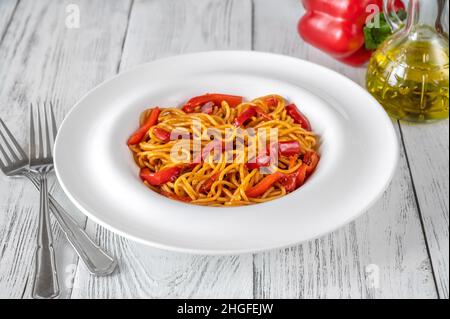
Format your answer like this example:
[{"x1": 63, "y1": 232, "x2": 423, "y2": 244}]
[
  {"x1": 29, "y1": 103, "x2": 60, "y2": 298},
  {"x1": 0, "y1": 110, "x2": 117, "y2": 290}
]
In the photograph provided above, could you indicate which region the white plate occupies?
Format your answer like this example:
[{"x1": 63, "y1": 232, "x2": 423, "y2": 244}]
[{"x1": 54, "y1": 51, "x2": 398, "y2": 254}]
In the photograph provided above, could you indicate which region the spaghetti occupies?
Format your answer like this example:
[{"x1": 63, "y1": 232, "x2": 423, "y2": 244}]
[{"x1": 128, "y1": 94, "x2": 320, "y2": 206}]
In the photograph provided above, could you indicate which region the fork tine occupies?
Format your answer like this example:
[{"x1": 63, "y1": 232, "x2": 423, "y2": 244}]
[
  {"x1": 0, "y1": 128, "x2": 12, "y2": 167},
  {"x1": 49, "y1": 102, "x2": 58, "y2": 142},
  {"x1": 43, "y1": 104, "x2": 52, "y2": 158},
  {"x1": 0, "y1": 155, "x2": 6, "y2": 169},
  {"x1": 37, "y1": 104, "x2": 44, "y2": 159},
  {"x1": 30, "y1": 104, "x2": 36, "y2": 160},
  {"x1": 0, "y1": 120, "x2": 19, "y2": 163},
  {"x1": 0, "y1": 118, "x2": 28, "y2": 160}
]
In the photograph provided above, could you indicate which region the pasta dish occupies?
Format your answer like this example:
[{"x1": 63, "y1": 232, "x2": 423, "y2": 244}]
[{"x1": 128, "y1": 93, "x2": 320, "y2": 206}]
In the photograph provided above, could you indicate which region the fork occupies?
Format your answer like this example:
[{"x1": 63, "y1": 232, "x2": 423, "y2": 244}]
[
  {"x1": 0, "y1": 111, "x2": 117, "y2": 285},
  {"x1": 28, "y1": 102, "x2": 60, "y2": 298}
]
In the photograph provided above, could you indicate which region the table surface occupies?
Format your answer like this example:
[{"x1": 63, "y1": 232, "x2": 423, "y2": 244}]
[{"x1": 0, "y1": 0, "x2": 448, "y2": 299}]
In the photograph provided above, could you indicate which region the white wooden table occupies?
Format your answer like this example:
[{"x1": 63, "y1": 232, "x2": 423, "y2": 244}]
[{"x1": 0, "y1": 0, "x2": 448, "y2": 299}]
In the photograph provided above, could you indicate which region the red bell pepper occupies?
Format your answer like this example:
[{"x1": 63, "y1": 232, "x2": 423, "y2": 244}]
[
  {"x1": 246, "y1": 172, "x2": 285, "y2": 198},
  {"x1": 182, "y1": 93, "x2": 243, "y2": 113},
  {"x1": 153, "y1": 127, "x2": 171, "y2": 143},
  {"x1": 302, "y1": 151, "x2": 320, "y2": 176},
  {"x1": 234, "y1": 106, "x2": 271, "y2": 127},
  {"x1": 264, "y1": 96, "x2": 278, "y2": 107},
  {"x1": 279, "y1": 172, "x2": 298, "y2": 193},
  {"x1": 140, "y1": 166, "x2": 181, "y2": 186},
  {"x1": 298, "y1": 0, "x2": 404, "y2": 66},
  {"x1": 246, "y1": 140, "x2": 301, "y2": 170},
  {"x1": 278, "y1": 141, "x2": 301, "y2": 157},
  {"x1": 128, "y1": 107, "x2": 161, "y2": 145},
  {"x1": 234, "y1": 107, "x2": 257, "y2": 127},
  {"x1": 295, "y1": 165, "x2": 308, "y2": 187},
  {"x1": 201, "y1": 102, "x2": 214, "y2": 115},
  {"x1": 286, "y1": 104, "x2": 311, "y2": 131},
  {"x1": 245, "y1": 153, "x2": 271, "y2": 170},
  {"x1": 200, "y1": 173, "x2": 220, "y2": 193},
  {"x1": 279, "y1": 161, "x2": 310, "y2": 193}
]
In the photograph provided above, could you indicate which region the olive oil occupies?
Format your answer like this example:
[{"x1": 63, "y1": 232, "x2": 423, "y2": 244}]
[{"x1": 366, "y1": 28, "x2": 449, "y2": 122}]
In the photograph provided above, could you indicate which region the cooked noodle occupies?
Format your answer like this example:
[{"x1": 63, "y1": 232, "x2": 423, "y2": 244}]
[{"x1": 128, "y1": 94, "x2": 319, "y2": 206}]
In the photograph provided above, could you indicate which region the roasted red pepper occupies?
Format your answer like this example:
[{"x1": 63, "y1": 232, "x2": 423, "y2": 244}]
[
  {"x1": 234, "y1": 106, "x2": 271, "y2": 127},
  {"x1": 246, "y1": 141, "x2": 301, "y2": 169},
  {"x1": 182, "y1": 93, "x2": 243, "y2": 113},
  {"x1": 234, "y1": 107, "x2": 257, "y2": 127},
  {"x1": 128, "y1": 107, "x2": 161, "y2": 145},
  {"x1": 295, "y1": 165, "x2": 308, "y2": 187},
  {"x1": 286, "y1": 104, "x2": 311, "y2": 131},
  {"x1": 279, "y1": 172, "x2": 298, "y2": 193},
  {"x1": 201, "y1": 102, "x2": 214, "y2": 115},
  {"x1": 153, "y1": 127, "x2": 171, "y2": 143},
  {"x1": 302, "y1": 151, "x2": 320, "y2": 176},
  {"x1": 278, "y1": 141, "x2": 301, "y2": 157},
  {"x1": 246, "y1": 172, "x2": 285, "y2": 198},
  {"x1": 298, "y1": 0, "x2": 404, "y2": 66},
  {"x1": 140, "y1": 166, "x2": 181, "y2": 186},
  {"x1": 264, "y1": 96, "x2": 278, "y2": 107},
  {"x1": 245, "y1": 153, "x2": 271, "y2": 170},
  {"x1": 200, "y1": 173, "x2": 220, "y2": 193}
]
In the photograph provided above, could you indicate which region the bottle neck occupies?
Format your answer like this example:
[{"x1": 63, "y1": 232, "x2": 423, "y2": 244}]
[{"x1": 406, "y1": 0, "x2": 447, "y2": 32}]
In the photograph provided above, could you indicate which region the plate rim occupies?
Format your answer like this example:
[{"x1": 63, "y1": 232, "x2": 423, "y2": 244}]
[{"x1": 54, "y1": 50, "x2": 399, "y2": 255}]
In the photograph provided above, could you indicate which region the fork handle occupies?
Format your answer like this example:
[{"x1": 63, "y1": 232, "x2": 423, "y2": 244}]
[
  {"x1": 32, "y1": 174, "x2": 60, "y2": 299},
  {"x1": 25, "y1": 173, "x2": 117, "y2": 276}
]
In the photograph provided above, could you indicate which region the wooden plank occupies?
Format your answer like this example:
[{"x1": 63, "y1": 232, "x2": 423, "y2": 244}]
[
  {"x1": 400, "y1": 120, "x2": 449, "y2": 298},
  {"x1": 70, "y1": 0, "x2": 254, "y2": 299},
  {"x1": 397, "y1": 8, "x2": 449, "y2": 295},
  {"x1": 0, "y1": 0, "x2": 131, "y2": 298},
  {"x1": 0, "y1": 0, "x2": 18, "y2": 43},
  {"x1": 252, "y1": 0, "x2": 438, "y2": 298}
]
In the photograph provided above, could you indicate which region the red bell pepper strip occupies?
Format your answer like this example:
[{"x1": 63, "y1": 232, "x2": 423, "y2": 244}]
[
  {"x1": 153, "y1": 127, "x2": 171, "y2": 143},
  {"x1": 298, "y1": 0, "x2": 405, "y2": 66},
  {"x1": 279, "y1": 172, "x2": 298, "y2": 193},
  {"x1": 278, "y1": 141, "x2": 301, "y2": 157},
  {"x1": 295, "y1": 165, "x2": 308, "y2": 187},
  {"x1": 128, "y1": 107, "x2": 161, "y2": 145},
  {"x1": 234, "y1": 106, "x2": 271, "y2": 127},
  {"x1": 246, "y1": 172, "x2": 285, "y2": 198},
  {"x1": 200, "y1": 173, "x2": 220, "y2": 193},
  {"x1": 246, "y1": 143, "x2": 275, "y2": 170},
  {"x1": 234, "y1": 107, "x2": 257, "y2": 127},
  {"x1": 201, "y1": 102, "x2": 214, "y2": 115},
  {"x1": 285, "y1": 104, "x2": 311, "y2": 131},
  {"x1": 245, "y1": 153, "x2": 271, "y2": 170},
  {"x1": 302, "y1": 151, "x2": 320, "y2": 176},
  {"x1": 182, "y1": 93, "x2": 243, "y2": 113},
  {"x1": 280, "y1": 164, "x2": 308, "y2": 192},
  {"x1": 280, "y1": 152, "x2": 319, "y2": 192},
  {"x1": 140, "y1": 166, "x2": 181, "y2": 186},
  {"x1": 182, "y1": 104, "x2": 197, "y2": 114},
  {"x1": 264, "y1": 96, "x2": 278, "y2": 107},
  {"x1": 246, "y1": 140, "x2": 300, "y2": 169}
]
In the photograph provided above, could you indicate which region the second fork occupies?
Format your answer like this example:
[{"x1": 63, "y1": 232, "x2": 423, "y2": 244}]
[{"x1": 29, "y1": 103, "x2": 59, "y2": 299}]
